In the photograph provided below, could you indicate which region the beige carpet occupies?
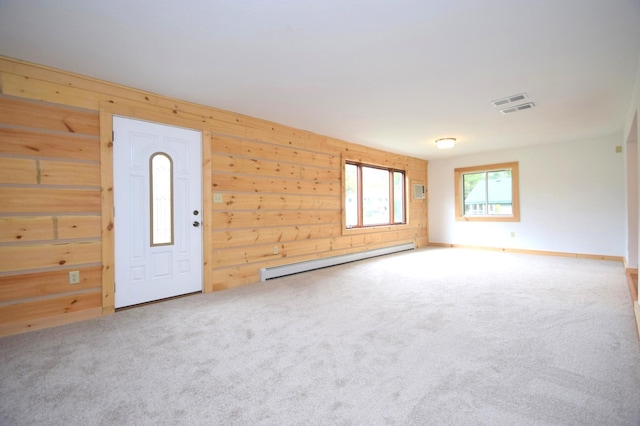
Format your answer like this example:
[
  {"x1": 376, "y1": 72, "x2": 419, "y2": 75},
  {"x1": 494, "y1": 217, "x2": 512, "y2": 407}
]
[{"x1": 1, "y1": 247, "x2": 639, "y2": 425}]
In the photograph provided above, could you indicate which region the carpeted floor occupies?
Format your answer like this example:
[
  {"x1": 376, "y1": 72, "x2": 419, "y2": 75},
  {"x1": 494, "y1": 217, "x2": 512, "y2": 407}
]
[{"x1": 1, "y1": 247, "x2": 639, "y2": 425}]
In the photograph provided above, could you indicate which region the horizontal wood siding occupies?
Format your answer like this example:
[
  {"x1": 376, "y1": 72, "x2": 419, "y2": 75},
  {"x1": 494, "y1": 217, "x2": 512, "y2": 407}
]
[
  {"x1": 0, "y1": 95, "x2": 102, "y2": 335},
  {"x1": 0, "y1": 56, "x2": 428, "y2": 336}
]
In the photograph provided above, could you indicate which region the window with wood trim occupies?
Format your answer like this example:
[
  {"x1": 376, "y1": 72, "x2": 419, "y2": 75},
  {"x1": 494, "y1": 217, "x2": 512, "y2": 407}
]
[
  {"x1": 455, "y1": 162, "x2": 520, "y2": 222},
  {"x1": 345, "y1": 162, "x2": 406, "y2": 228}
]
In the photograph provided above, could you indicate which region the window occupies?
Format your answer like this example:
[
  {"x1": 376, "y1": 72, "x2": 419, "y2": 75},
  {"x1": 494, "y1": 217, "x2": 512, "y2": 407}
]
[
  {"x1": 150, "y1": 152, "x2": 174, "y2": 245},
  {"x1": 345, "y1": 162, "x2": 406, "y2": 228},
  {"x1": 454, "y1": 162, "x2": 519, "y2": 222}
]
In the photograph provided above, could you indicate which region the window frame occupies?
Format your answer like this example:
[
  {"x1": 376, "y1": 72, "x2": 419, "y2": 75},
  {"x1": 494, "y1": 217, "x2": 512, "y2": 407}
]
[
  {"x1": 344, "y1": 160, "x2": 407, "y2": 230},
  {"x1": 454, "y1": 161, "x2": 520, "y2": 222}
]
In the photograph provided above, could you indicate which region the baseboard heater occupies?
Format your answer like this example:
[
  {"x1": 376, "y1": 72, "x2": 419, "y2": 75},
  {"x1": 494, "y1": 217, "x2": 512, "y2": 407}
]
[{"x1": 259, "y1": 242, "x2": 415, "y2": 282}]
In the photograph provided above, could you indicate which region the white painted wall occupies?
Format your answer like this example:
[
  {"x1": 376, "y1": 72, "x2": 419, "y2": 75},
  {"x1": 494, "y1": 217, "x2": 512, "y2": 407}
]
[
  {"x1": 625, "y1": 138, "x2": 638, "y2": 268},
  {"x1": 623, "y1": 51, "x2": 640, "y2": 318},
  {"x1": 428, "y1": 134, "x2": 625, "y2": 256},
  {"x1": 624, "y1": 52, "x2": 640, "y2": 272}
]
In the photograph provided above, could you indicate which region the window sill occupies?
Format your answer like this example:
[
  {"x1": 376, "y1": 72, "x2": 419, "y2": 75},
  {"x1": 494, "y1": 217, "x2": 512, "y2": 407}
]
[
  {"x1": 342, "y1": 223, "x2": 410, "y2": 235},
  {"x1": 455, "y1": 215, "x2": 520, "y2": 222}
]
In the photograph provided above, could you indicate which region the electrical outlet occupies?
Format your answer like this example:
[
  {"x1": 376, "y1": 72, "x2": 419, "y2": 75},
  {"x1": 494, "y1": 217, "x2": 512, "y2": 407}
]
[
  {"x1": 69, "y1": 271, "x2": 80, "y2": 284},
  {"x1": 213, "y1": 193, "x2": 223, "y2": 203},
  {"x1": 273, "y1": 246, "x2": 279, "y2": 254}
]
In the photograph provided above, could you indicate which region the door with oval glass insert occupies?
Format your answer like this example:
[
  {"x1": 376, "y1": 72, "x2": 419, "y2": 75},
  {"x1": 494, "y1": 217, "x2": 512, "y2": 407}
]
[{"x1": 113, "y1": 116, "x2": 203, "y2": 308}]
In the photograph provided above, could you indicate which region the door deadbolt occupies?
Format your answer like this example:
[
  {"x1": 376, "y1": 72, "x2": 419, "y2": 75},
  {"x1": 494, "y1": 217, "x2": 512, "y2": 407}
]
[
  {"x1": 193, "y1": 210, "x2": 199, "y2": 215},
  {"x1": 193, "y1": 221, "x2": 200, "y2": 227}
]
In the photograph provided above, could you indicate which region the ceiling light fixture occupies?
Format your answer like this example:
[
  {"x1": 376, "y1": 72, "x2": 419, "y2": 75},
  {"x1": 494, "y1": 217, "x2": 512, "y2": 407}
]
[{"x1": 435, "y1": 138, "x2": 456, "y2": 149}]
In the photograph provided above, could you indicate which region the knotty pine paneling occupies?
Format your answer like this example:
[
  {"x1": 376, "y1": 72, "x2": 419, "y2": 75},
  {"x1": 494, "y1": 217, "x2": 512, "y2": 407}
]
[
  {"x1": 0, "y1": 92, "x2": 102, "y2": 336},
  {"x1": 0, "y1": 216, "x2": 55, "y2": 243},
  {"x1": 0, "y1": 158, "x2": 38, "y2": 184},
  {"x1": 213, "y1": 174, "x2": 338, "y2": 196},
  {"x1": 0, "y1": 241, "x2": 101, "y2": 273},
  {"x1": 210, "y1": 238, "x2": 418, "y2": 291},
  {"x1": 212, "y1": 224, "x2": 341, "y2": 249},
  {"x1": 0, "y1": 95, "x2": 99, "y2": 134},
  {"x1": 214, "y1": 193, "x2": 341, "y2": 211},
  {"x1": 212, "y1": 135, "x2": 338, "y2": 169},
  {"x1": 0, "y1": 307, "x2": 102, "y2": 337},
  {"x1": 0, "y1": 59, "x2": 270, "y2": 134},
  {"x1": 246, "y1": 126, "x2": 310, "y2": 148},
  {"x1": 212, "y1": 211, "x2": 340, "y2": 230},
  {"x1": 0, "y1": 266, "x2": 101, "y2": 302},
  {"x1": 0, "y1": 127, "x2": 100, "y2": 161},
  {"x1": 39, "y1": 160, "x2": 100, "y2": 186},
  {"x1": 211, "y1": 265, "x2": 262, "y2": 291},
  {"x1": 0, "y1": 56, "x2": 428, "y2": 336},
  {"x1": 0, "y1": 187, "x2": 101, "y2": 213},
  {"x1": 0, "y1": 158, "x2": 99, "y2": 187},
  {"x1": 212, "y1": 227, "x2": 418, "y2": 270},
  {"x1": 212, "y1": 154, "x2": 341, "y2": 181},
  {"x1": 0, "y1": 291, "x2": 101, "y2": 326},
  {"x1": 1, "y1": 72, "x2": 250, "y2": 139},
  {"x1": 57, "y1": 215, "x2": 101, "y2": 239}
]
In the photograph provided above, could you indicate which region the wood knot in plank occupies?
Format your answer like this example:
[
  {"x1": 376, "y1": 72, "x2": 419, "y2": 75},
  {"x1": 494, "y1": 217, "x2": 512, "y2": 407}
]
[{"x1": 62, "y1": 118, "x2": 75, "y2": 133}]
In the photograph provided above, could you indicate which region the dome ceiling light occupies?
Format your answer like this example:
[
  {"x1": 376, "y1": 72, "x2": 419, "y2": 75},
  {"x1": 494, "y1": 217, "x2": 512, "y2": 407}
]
[{"x1": 435, "y1": 138, "x2": 456, "y2": 149}]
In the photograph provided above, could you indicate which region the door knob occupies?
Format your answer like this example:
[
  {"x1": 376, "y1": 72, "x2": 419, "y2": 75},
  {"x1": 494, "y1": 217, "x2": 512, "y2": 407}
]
[{"x1": 193, "y1": 221, "x2": 200, "y2": 227}]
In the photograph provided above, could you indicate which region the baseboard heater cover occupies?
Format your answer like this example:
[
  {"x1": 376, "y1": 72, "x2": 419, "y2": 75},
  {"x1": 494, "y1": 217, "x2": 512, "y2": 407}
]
[{"x1": 259, "y1": 242, "x2": 415, "y2": 281}]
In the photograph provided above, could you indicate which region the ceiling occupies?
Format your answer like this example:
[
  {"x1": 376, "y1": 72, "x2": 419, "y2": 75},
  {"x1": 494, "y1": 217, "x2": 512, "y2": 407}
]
[{"x1": 1, "y1": 0, "x2": 640, "y2": 160}]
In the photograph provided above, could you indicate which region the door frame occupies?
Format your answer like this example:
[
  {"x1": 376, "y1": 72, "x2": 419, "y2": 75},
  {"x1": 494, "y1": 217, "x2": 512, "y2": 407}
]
[{"x1": 99, "y1": 103, "x2": 212, "y2": 315}]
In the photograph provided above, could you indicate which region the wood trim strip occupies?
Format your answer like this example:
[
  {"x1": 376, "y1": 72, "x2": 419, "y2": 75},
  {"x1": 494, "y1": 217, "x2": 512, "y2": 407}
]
[
  {"x1": 427, "y1": 242, "x2": 624, "y2": 263},
  {"x1": 630, "y1": 270, "x2": 640, "y2": 341},
  {"x1": 635, "y1": 303, "x2": 640, "y2": 341},
  {"x1": 202, "y1": 130, "x2": 213, "y2": 293},
  {"x1": 99, "y1": 109, "x2": 115, "y2": 315}
]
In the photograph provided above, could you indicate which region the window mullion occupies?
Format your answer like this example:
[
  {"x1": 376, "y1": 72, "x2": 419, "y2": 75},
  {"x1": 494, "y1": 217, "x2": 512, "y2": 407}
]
[
  {"x1": 388, "y1": 170, "x2": 394, "y2": 224},
  {"x1": 357, "y1": 165, "x2": 363, "y2": 227},
  {"x1": 484, "y1": 172, "x2": 489, "y2": 216}
]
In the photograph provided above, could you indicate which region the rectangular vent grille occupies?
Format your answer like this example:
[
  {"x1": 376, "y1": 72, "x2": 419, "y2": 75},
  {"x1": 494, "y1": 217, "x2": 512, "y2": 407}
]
[
  {"x1": 500, "y1": 102, "x2": 535, "y2": 114},
  {"x1": 492, "y1": 93, "x2": 528, "y2": 107}
]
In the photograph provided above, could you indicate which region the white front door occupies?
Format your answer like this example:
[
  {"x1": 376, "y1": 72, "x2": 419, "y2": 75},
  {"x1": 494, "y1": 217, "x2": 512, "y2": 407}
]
[{"x1": 113, "y1": 116, "x2": 203, "y2": 308}]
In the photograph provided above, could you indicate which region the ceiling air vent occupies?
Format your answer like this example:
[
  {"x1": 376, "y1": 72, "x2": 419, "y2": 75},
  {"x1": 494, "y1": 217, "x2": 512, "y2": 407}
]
[
  {"x1": 492, "y1": 98, "x2": 510, "y2": 107},
  {"x1": 500, "y1": 102, "x2": 535, "y2": 115},
  {"x1": 508, "y1": 94, "x2": 526, "y2": 103},
  {"x1": 491, "y1": 93, "x2": 528, "y2": 107}
]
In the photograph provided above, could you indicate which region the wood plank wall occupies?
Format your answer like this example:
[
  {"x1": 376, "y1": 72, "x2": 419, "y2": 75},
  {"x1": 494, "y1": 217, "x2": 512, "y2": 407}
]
[
  {"x1": 0, "y1": 96, "x2": 103, "y2": 335},
  {"x1": 0, "y1": 56, "x2": 428, "y2": 336}
]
